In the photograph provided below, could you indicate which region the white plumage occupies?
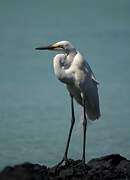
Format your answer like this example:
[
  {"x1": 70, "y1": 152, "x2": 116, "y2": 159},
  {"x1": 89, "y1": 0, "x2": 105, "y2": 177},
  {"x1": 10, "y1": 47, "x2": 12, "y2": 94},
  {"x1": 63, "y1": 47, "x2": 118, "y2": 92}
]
[
  {"x1": 35, "y1": 40, "x2": 100, "y2": 165},
  {"x1": 52, "y1": 41, "x2": 100, "y2": 120}
]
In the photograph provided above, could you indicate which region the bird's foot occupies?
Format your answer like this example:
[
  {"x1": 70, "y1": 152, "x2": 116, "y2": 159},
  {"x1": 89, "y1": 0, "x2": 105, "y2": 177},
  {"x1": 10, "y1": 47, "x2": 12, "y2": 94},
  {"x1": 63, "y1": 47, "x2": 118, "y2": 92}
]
[
  {"x1": 54, "y1": 156, "x2": 70, "y2": 174},
  {"x1": 57, "y1": 156, "x2": 68, "y2": 167}
]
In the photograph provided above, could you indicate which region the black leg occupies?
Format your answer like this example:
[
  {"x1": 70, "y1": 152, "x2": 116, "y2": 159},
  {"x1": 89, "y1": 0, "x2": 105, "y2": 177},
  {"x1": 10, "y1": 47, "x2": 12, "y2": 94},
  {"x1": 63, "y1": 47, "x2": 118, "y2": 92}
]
[
  {"x1": 64, "y1": 95, "x2": 75, "y2": 159},
  {"x1": 57, "y1": 95, "x2": 75, "y2": 167},
  {"x1": 82, "y1": 97, "x2": 87, "y2": 164}
]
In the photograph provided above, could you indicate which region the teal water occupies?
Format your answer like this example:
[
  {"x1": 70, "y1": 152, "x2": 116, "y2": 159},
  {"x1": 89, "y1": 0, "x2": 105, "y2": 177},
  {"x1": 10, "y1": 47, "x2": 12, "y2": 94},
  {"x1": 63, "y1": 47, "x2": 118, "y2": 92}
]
[{"x1": 0, "y1": 0, "x2": 130, "y2": 169}]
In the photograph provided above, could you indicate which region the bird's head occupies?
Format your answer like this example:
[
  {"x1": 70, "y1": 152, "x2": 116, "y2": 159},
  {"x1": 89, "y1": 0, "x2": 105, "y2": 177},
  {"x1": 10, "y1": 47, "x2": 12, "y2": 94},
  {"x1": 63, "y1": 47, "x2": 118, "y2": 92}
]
[{"x1": 35, "y1": 40, "x2": 76, "y2": 54}]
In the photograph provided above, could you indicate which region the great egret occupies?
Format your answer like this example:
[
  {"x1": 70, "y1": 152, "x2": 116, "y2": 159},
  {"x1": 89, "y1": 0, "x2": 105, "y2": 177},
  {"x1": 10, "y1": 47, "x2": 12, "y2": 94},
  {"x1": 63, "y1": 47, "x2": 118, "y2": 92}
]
[{"x1": 35, "y1": 41, "x2": 100, "y2": 165}]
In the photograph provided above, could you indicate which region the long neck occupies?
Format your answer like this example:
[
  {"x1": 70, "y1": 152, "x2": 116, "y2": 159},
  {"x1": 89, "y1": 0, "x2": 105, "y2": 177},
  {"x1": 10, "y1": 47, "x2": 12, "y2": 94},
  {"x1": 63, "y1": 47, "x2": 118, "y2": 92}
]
[
  {"x1": 53, "y1": 54, "x2": 66, "y2": 82},
  {"x1": 53, "y1": 54, "x2": 73, "y2": 85},
  {"x1": 67, "y1": 49, "x2": 77, "y2": 65}
]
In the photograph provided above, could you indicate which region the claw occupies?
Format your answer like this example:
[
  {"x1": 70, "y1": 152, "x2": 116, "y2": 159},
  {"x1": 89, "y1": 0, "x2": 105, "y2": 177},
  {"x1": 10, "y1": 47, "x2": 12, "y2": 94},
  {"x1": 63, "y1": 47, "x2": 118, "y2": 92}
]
[{"x1": 54, "y1": 156, "x2": 69, "y2": 174}]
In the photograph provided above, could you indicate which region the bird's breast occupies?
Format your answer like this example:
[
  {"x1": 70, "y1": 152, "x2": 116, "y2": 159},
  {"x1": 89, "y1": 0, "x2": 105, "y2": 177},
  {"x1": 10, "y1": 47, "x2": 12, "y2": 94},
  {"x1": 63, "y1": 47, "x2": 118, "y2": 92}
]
[{"x1": 74, "y1": 69, "x2": 86, "y2": 87}]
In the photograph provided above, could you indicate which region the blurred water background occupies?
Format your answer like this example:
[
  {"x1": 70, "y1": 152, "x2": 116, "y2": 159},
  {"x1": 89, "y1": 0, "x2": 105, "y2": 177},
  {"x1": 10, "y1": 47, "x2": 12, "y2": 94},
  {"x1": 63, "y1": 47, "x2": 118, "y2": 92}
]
[{"x1": 0, "y1": 0, "x2": 130, "y2": 169}]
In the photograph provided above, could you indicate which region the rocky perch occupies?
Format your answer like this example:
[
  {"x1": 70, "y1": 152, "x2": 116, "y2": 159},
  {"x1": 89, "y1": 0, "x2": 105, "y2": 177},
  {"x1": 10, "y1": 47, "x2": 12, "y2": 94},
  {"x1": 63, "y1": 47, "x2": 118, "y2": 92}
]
[{"x1": 0, "y1": 154, "x2": 130, "y2": 180}]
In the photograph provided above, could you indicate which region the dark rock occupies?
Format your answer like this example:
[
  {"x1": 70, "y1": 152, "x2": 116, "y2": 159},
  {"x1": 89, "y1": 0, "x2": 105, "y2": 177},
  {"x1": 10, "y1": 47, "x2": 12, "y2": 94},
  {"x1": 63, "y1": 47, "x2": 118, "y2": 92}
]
[
  {"x1": 0, "y1": 154, "x2": 130, "y2": 180},
  {"x1": 59, "y1": 167, "x2": 74, "y2": 177}
]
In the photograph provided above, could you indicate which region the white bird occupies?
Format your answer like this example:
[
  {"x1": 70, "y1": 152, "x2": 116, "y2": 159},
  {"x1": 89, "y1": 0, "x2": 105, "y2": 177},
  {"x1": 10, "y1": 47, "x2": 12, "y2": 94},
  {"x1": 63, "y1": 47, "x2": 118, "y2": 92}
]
[{"x1": 35, "y1": 40, "x2": 100, "y2": 165}]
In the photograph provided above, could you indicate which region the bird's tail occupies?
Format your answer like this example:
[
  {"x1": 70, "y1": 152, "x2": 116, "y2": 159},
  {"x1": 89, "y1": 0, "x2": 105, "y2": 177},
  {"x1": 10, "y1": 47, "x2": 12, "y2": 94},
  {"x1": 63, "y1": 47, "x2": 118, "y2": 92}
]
[{"x1": 85, "y1": 94, "x2": 101, "y2": 120}]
